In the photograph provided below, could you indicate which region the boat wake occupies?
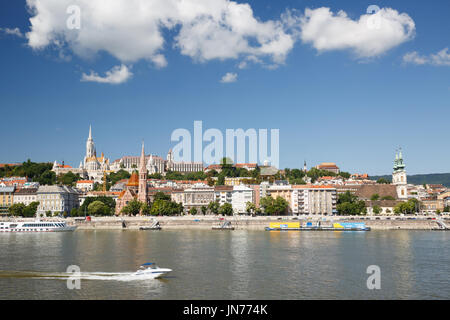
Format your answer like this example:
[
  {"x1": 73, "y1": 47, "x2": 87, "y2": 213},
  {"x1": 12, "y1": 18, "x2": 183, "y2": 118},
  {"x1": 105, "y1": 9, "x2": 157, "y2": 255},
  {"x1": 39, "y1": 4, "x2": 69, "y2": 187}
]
[{"x1": 0, "y1": 270, "x2": 163, "y2": 281}]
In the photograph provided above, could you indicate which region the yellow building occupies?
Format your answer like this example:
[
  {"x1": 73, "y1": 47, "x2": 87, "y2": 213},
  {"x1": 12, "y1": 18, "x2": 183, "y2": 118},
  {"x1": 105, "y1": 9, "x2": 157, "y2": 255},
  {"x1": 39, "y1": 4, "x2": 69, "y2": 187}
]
[
  {"x1": 224, "y1": 177, "x2": 252, "y2": 186},
  {"x1": 0, "y1": 186, "x2": 15, "y2": 215}
]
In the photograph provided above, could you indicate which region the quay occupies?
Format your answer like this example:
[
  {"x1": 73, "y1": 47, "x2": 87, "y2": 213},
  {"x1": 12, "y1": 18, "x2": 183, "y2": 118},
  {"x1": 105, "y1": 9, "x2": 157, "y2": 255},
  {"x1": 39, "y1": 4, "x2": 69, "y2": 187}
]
[{"x1": 54, "y1": 215, "x2": 450, "y2": 231}]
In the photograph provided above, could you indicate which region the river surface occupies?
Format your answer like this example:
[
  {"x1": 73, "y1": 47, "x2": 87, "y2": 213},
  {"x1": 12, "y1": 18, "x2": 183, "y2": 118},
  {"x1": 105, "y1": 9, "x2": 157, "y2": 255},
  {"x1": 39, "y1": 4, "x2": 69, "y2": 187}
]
[{"x1": 0, "y1": 230, "x2": 449, "y2": 299}]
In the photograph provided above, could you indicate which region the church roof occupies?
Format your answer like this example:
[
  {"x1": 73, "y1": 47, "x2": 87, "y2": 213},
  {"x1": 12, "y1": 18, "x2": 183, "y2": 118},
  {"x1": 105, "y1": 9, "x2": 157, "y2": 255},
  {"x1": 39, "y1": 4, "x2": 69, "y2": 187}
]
[{"x1": 126, "y1": 172, "x2": 139, "y2": 187}]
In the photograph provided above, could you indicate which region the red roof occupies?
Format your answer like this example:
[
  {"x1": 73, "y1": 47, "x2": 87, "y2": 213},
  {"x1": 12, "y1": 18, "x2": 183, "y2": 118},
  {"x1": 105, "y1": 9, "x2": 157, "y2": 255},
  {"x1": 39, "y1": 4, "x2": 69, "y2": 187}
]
[{"x1": 77, "y1": 180, "x2": 94, "y2": 184}]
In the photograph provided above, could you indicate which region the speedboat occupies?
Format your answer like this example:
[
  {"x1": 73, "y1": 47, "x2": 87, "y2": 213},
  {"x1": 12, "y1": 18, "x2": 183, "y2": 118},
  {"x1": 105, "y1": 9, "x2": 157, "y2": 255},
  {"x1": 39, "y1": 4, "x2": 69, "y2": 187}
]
[{"x1": 134, "y1": 263, "x2": 172, "y2": 278}]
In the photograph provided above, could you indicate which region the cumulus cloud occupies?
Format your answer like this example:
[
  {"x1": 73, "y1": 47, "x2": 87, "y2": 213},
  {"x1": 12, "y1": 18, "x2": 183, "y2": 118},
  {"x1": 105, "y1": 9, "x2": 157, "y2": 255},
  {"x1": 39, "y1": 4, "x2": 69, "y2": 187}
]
[
  {"x1": 220, "y1": 72, "x2": 238, "y2": 83},
  {"x1": 20, "y1": 2, "x2": 417, "y2": 83},
  {"x1": 25, "y1": 0, "x2": 296, "y2": 67},
  {"x1": 403, "y1": 48, "x2": 450, "y2": 66},
  {"x1": 81, "y1": 64, "x2": 133, "y2": 84},
  {"x1": 299, "y1": 7, "x2": 415, "y2": 58},
  {"x1": 0, "y1": 27, "x2": 24, "y2": 38}
]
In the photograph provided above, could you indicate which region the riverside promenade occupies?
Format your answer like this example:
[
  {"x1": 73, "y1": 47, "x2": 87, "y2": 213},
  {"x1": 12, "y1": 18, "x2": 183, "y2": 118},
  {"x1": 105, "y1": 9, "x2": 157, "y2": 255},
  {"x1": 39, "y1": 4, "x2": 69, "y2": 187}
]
[{"x1": 67, "y1": 215, "x2": 448, "y2": 231}]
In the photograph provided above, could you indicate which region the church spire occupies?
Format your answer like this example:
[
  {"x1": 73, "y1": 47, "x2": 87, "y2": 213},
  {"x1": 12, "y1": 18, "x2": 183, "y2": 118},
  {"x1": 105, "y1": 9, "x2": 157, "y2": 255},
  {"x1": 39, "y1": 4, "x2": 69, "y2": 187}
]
[
  {"x1": 139, "y1": 141, "x2": 146, "y2": 171},
  {"x1": 138, "y1": 141, "x2": 148, "y2": 206}
]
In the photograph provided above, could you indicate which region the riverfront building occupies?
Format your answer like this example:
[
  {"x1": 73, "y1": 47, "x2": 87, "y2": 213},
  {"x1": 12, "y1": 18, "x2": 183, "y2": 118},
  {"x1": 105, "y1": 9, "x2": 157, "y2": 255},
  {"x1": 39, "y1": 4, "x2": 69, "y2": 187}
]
[
  {"x1": 291, "y1": 185, "x2": 337, "y2": 215},
  {"x1": 171, "y1": 183, "x2": 215, "y2": 211},
  {"x1": 0, "y1": 186, "x2": 15, "y2": 215},
  {"x1": 13, "y1": 188, "x2": 37, "y2": 206},
  {"x1": 36, "y1": 185, "x2": 79, "y2": 217}
]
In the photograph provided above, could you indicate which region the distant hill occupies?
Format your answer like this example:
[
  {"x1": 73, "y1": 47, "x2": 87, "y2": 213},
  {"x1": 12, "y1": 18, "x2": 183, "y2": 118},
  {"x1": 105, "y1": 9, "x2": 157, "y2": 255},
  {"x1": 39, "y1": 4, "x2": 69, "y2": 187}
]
[{"x1": 370, "y1": 173, "x2": 450, "y2": 187}]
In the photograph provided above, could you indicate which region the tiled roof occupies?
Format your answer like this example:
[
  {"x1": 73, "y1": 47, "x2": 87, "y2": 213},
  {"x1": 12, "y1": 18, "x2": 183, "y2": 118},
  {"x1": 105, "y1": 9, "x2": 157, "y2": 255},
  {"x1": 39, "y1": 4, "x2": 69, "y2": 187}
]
[
  {"x1": 355, "y1": 185, "x2": 398, "y2": 200},
  {"x1": 126, "y1": 172, "x2": 139, "y2": 187},
  {"x1": 77, "y1": 180, "x2": 94, "y2": 184}
]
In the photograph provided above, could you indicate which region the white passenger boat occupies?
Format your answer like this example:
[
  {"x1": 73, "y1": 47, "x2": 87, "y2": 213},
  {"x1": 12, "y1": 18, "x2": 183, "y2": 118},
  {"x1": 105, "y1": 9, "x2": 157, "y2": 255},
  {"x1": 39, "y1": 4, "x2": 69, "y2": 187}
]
[
  {"x1": 0, "y1": 220, "x2": 77, "y2": 232},
  {"x1": 134, "y1": 263, "x2": 172, "y2": 278}
]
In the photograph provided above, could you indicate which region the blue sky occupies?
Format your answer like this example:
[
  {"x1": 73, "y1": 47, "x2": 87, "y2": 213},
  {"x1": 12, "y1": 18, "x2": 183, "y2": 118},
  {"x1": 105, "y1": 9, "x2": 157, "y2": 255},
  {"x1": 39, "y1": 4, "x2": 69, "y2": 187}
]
[{"x1": 0, "y1": 0, "x2": 449, "y2": 175}]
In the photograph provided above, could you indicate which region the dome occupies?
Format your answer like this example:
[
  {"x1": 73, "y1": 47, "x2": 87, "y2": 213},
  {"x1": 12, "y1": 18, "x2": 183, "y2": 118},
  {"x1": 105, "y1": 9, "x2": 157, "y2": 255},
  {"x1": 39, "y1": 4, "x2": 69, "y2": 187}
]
[{"x1": 127, "y1": 172, "x2": 139, "y2": 187}]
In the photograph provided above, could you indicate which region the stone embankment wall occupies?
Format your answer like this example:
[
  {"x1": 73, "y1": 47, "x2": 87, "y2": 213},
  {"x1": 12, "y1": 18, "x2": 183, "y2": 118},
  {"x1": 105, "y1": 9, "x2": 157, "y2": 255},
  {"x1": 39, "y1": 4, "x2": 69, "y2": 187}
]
[{"x1": 68, "y1": 216, "x2": 445, "y2": 231}]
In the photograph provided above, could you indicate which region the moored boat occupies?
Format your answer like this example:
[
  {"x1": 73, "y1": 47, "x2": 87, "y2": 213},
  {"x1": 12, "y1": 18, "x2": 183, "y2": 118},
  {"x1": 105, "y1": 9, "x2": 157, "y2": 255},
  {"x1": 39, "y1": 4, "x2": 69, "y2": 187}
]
[
  {"x1": 265, "y1": 221, "x2": 370, "y2": 231},
  {"x1": 0, "y1": 220, "x2": 77, "y2": 232}
]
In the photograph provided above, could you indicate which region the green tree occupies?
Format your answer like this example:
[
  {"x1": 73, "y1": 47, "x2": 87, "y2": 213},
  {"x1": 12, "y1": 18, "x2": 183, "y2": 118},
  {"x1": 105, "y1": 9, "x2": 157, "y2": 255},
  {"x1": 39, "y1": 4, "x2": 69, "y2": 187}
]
[
  {"x1": 154, "y1": 191, "x2": 171, "y2": 201},
  {"x1": 219, "y1": 203, "x2": 233, "y2": 216},
  {"x1": 80, "y1": 196, "x2": 116, "y2": 214},
  {"x1": 371, "y1": 194, "x2": 380, "y2": 201},
  {"x1": 108, "y1": 169, "x2": 131, "y2": 185},
  {"x1": 381, "y1": 195, "x2": 395, "y2": 200},
  {"x1": 246, "y1": 201, "x2": 257, "y2": 214},
  {"x1": 260, "y1": 196, "x2": 289, "y2": 215},
  {"x1": 88, "y1": 201, "x2": 110, "y2": 216},
  {"x1": 8, "y1": 203, "x2": 26, "y2": 216},
  {"x1": 201, "y1": 206, "x2": 207, "y2": 215},
  {"x1": 394, "y1": 199, "x2": 419, "y2": 215},
  {"x1": 216, "y1": 174, "x2": 225, "y2": 186},
  {"x1": 377, "y1": 178, "x2": 391, "y2": 184},
  {"x1": 336, "y1": 191, "x2": 366, "y2": 215},
  {"x1": 141, "y1": 203, "x2": 151, "y2": 216},
  {"x1": 189, "y1": 207, "x2": 198, "y2": 215},
  {"x1": 57, "y1": 171, "x2": 81, "y2": 186},
  {"x1": 208, "y1": 201, "x2": 220, "y2": 214},
  {"x1": 339, "y1": 171, "x2": 351, "y2": 179},
  {"x1": 121, "y1": 199, "x2": 143, "y2": 216},
  {"x1": 23, "y1": 201, "x2": 39, "y2": 217},
  {"x1": 150, "y1": 199, "x2": 183, "y2": 216},
  {"x1": 372, "y1": 205, "x2": 382, "y2": 215}
]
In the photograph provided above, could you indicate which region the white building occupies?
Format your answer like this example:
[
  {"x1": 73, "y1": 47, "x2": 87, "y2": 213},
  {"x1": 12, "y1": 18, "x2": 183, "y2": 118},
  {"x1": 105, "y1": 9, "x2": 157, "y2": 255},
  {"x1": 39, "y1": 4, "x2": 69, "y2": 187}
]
[
  {"x1": 231, "y1": 185, "x2": 254, "y2": 214},
  {"x1": 36, "y1": 185, "x2": 80, "y2": 217},
  {"x1": 214, "y1": 186, "x2": 233, "y2": 206},
  {"x1": 13, "y1": 188, "x2": 38, "y2": 206},
  {"x1": 76, "y1": 180, "x2": 95, "y2": 191},
  {"x1": 171, "y1": 183, "x2": 214, "y2": 211},
  {"x1": 291, "y1": 185, "x2": 337, "y2": 215}
]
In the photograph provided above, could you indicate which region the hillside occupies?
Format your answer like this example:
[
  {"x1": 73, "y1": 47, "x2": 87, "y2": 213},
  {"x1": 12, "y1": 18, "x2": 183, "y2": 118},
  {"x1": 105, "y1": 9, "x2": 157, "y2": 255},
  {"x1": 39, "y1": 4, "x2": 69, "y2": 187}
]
[{"x1": 370, "y1": 173, "x2": 450, "y2": 187}]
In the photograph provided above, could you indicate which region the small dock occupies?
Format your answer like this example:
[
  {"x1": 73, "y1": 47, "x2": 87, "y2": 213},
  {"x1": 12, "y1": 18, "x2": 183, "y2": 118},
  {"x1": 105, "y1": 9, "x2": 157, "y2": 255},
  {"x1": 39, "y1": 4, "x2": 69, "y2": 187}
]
[
  {"x1": 434, "y1": 219, "x2": 449, "y2": 231},
  {"x1": 212, "y1": 221, "x2": 235, "y2": 230},
  {"x1": 139, "y1": 220, "x2": 162, "y2": 231}
]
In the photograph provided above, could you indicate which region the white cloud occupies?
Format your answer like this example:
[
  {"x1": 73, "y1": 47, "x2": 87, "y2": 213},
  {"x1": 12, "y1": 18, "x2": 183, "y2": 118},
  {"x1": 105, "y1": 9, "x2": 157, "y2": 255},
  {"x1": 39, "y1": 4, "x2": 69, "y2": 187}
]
[
  {"x1": 220, "y1": 72, "x2": 237, "y2": 83},
  {"x1": 81, "y1": 64, "x2": 133, "y2": 84},
  {"x1": 21, "y1": 2, "x2": 418, "y2": 83},
  {"x1": 299, "y1": 7, "x2": 415, "y2": 58},
  {"x1": 0, "y1": 27, "x2": 24, "y2": 38},
  {"x1": 403, "y1": 48, "x2": 450, "y2": 66},
  {"x1": 25, "y1": 0, "x2": 296, "y2": 67}
]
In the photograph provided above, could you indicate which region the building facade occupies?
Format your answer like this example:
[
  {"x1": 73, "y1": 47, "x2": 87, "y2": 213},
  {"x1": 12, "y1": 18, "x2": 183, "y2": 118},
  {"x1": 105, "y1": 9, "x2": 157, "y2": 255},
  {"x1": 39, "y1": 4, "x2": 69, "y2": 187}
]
[
  {"x1": 171, "y1": 183, "x2": 214, "y2": 211},
  {"x1": 231, "y1": 185, "x2": 254, "y2": 214},
  {"x1": 291, "y1": 185, "x2": 337, "y2": 215},
  {"x1": 13, "y1": 188, "x2": 37, "y2": 206},
  {"x1": 36, "y1": 185, "x2": 79, "y2": 217},
  {"x1": 0, "y1": 186, "x2": 15, "y2": 215}
]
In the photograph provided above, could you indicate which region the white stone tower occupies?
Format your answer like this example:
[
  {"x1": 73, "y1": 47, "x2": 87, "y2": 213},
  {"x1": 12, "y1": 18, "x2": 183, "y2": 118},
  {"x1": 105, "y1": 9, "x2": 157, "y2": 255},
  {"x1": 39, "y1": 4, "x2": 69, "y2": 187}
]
[{"x1": 392, "y1": 148, "x2": 407, "y2": 199}]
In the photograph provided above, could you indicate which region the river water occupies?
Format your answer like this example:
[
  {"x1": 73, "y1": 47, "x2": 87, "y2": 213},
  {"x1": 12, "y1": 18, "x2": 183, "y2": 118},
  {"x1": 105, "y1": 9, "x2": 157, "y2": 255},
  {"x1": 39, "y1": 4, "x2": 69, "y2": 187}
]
[{"x1": 0, "y1": 230, "x2": 449, "y2": 299}]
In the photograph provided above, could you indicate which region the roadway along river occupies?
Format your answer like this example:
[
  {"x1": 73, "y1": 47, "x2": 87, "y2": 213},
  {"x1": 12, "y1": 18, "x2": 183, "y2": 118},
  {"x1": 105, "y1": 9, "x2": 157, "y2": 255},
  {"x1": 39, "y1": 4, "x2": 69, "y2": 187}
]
[{"x1": 0, "y1": 230, "x2": 449, "y2": 299}]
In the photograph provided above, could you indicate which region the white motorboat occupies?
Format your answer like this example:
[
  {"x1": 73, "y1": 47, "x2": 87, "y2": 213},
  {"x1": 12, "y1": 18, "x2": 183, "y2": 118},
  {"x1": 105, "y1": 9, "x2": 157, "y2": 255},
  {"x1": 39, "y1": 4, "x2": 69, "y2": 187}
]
[{"x1": 134, "y1": 263, "x2": 172, "y2": 278}]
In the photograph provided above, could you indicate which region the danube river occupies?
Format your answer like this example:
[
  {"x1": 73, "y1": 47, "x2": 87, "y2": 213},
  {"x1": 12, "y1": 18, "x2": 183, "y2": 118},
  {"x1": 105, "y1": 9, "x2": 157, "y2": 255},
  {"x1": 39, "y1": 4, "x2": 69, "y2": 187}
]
[{"x1": 0, "y1": 230, "x2": 449, "y2": 299}]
